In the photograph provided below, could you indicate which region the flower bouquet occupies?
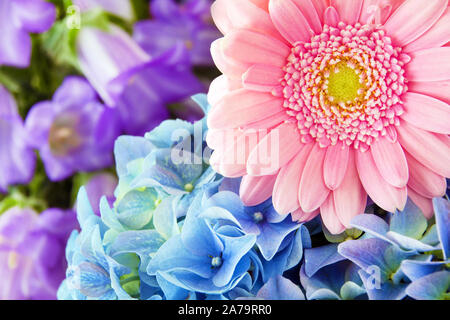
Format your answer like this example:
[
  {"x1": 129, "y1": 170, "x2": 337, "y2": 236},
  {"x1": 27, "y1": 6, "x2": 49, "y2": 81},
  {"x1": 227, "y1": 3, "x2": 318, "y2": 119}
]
[{"x1": 0, "y1": 0, "x2": 448, "y2": 301}]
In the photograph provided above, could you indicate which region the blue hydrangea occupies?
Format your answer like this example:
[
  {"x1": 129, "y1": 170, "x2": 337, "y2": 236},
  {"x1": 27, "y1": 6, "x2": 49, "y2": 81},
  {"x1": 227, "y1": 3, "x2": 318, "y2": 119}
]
[
  {"x1": 113, "y1": 95, "x2": 219, "y2": 218},
  {"x1": 207, "y1": 178, "x2": 311, "y2": 283},
  {"x1": 57, "y1": 188, "x2": 132, "y2": 300},
  {"x1": 237, "y1": 276, "x2": 305, "y2": 300},
  {"x1": 338, "y1": 198, "x2": 449, "y2": 300},
  {"x1": 300, "y1": 244, "x2": 366, "y2": 300},
  {"x1": 146, "y1": 199, "x2": 258, "y2": 295}
]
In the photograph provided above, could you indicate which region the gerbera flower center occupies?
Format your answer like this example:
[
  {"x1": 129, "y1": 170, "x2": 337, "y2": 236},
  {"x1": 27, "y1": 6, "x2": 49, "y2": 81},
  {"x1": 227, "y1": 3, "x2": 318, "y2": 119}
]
[
  {"x1": 280, "y1": 22, "x2": 410, "y2": 151},
  {"x1": 326, "y1": 61, "x2": 363, "y2": 104}
]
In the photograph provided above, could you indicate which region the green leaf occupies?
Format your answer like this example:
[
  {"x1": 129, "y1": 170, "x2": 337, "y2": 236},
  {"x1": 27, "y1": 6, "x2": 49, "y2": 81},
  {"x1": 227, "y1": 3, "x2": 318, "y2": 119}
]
[
  {"x1": 0, "y1": 197, "x2": 21, "y2": 215},
  {"x1": 40, "y1": 20, "x2": 80, "y2": 70}
]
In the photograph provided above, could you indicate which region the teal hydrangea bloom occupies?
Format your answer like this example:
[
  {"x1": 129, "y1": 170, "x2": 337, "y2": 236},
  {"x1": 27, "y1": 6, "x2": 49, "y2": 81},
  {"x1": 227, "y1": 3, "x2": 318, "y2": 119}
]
[
  {"x1": 57, "y1": 188, "x2": 133, "y2": 300},
  {"x1": 113, "y1": 94, "x2": 220, "y2": 218}
]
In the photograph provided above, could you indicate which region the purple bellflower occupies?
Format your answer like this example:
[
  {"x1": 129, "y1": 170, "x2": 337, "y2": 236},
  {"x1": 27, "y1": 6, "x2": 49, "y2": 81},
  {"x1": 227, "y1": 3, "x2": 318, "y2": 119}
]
[
  {"x1": 0, "y1": 85, "x2": 35, "y2": 192},
  {"x1": 134, "y1": 0, "x2": 220, "y2": 66},
  {"x1": 0, "y1": 0, "x2": 56, "y2": 67},
  {"x1": 0, "y1": 207, "x2": 78, "y2": 300},
  {"x1": 77, "y1": 25, "x2": 204, "y2": 136},
  {"x1": 25, "y1": 76, "x2": 120, "y2": 181},
  {"x1": 84, "y1": 173, "x2": 118, "y2": 216},
  {"x1": 72, "y1": 0, "x2": 134, "y2": 21}
]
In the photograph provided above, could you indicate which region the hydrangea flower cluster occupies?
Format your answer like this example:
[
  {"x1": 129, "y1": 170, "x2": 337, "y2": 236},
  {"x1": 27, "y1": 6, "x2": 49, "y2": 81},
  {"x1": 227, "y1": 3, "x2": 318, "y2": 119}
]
[
  {"x1": 58, "y1": 95, "x2": 312, "y2": 300},
  {"x1": 301, "y1": 198, "x2": 449, "y2": 300}
]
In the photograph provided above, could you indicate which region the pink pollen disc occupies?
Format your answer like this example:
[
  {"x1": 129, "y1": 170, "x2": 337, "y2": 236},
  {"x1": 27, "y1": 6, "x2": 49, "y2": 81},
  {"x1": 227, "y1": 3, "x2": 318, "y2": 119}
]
[{"x1": 278, "y1": 22, "x2": 410, "y2": 151}]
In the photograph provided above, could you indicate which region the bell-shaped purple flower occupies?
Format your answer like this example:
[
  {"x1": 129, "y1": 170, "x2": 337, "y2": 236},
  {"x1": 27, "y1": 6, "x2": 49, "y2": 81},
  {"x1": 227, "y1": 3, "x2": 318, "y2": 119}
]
[
  {"x1": 0, "y1": 85, "x2": 35, "y2": 192},
  {"x1": 0, "y1": 0, "x2": 55, "y2": 67},
  {"x1": 25, "y1": 76, "x2": 120, "y2": 181},
  {"x1": 0, "y1": 207, "x2": 78, "y2": 299},
  {"x1": 72, "y1": 0, "x2": 134, "y2": 21},
  {"x1": 77, "y1": 26, "x2": 204, "y2": 136},
  {"x1": 134, "y1": 0, "x2": 219, "y2": 66},
  {"x1": 84, "y1": 173, "x2": 118, "y2": 216}
]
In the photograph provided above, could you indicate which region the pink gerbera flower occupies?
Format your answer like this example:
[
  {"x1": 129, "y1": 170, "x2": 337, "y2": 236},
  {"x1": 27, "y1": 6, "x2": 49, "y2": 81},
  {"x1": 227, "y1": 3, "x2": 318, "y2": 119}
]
[{"x1": 207, "y1": 0, "x2": 450, "y2": 234}]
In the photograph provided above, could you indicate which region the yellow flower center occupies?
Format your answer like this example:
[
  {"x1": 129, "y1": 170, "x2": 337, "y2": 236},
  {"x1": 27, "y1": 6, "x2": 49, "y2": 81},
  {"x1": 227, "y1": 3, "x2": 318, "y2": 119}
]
[
  {"x1": 8, "y1": 251, "x2": 19, "y2": 270},
  {"x1": 184, "y1": 183, "x2": 194, "y2": 192},
  {"x1": 326, "y1": 61, "x2": 363, "y2": 104}
]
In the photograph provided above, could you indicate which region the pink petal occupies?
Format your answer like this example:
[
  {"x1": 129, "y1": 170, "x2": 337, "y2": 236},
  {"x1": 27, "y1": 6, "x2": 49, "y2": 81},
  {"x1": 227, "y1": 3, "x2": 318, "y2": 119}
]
[
  {"x1": 356, "y1": 150, "x2": 407, "y2": 212},
  {"x1": 320, "y1": 194, "x2": 346, "y2": 235},
  {"x1": 211, "y1": 38, "x2": 248, "y2": 80},
  {"x1": 323, "y1": 143, "x2": 349, "y2": 190},
  {"x1": 247, "y1": 122, "x2": 303, "y2": 176},
  {"x1": 406, "y1": 152, "x2": 447, "y2": 198},
  {"x1": 324, "y1": 6, "x2": 340, "y2": 27},
  {"x1": 268, "y1": 0, "x2": 314, "y2": 45},
  {"x1": 330, "y1": 0, "x2": 364, "y2": 24},
  {"x1": 333, "y1": 150, "x2": 367, "y2": 228},
  {"x1": 207, "y1": 89, "x2": 284, "y2": 129},
  {"x1": 209, "y1": 149, "x2": 247, "y2": 178},
  {"x1": 242, "y1": 64, "x2": 284, "y2": 92},
  {"x1": 397, "y1": 120, "x2": 450, "y2": 177},
  {"x1": 298, "y1": 143, "x2": 330, "y2": 213},
  {"x1": 389, "y1": 0, "x2": 408, "y2": 13},
  {"x1": 404, "y1": 7, "x2": 450, "y2": 53},
  {"x1": 223, "y1": 29, "x2": 290, "y2": 68},
  {"x1": 401, "y1": 92, "x2": 450, "y2": 134},
  {"x1": 240, "y1": 173, "x2": 277, "y2": 206},
  {"x1": 206, "y1": 129, "x2": 224, "y2": 150},
  {"x1": 291, "y1": 0, "x2": 323, "y2": 33},
  {"x1": 409, "y1": 80, "x2": 450, "y2": 104},
  {"x1": 384, "y1": 0, "x2": 448, "y2": 47},
  {"x1": 208, "y1": 75, "x2": 231, "y2": 107},
  {"x1": 249, "y1": 0, "x2": 269, "y2": 11},
  {"x1": 210, "y1": 129, "x2": 265, "y2": 177},
  {"x1": 408, "y1": 188, "x2": 434, "y2": 219},
  {"x1": 310, "y1": 0, "x2": 329, "y2": 23},
  {"x1": 406, "y1": 47, "x2": 450, "y2": 82},
  {"x1": 244, "y1": 111, "x2": 290, "y2": 130},
  {"x1": 211, "y1": 0, "x2": 232, "y2": 35},
  {"x1": 359, "y1": 0, "x2": 394, "y2": 25},
  {"x1": 292, "y1": 207, "x2": 320, "y2": 223},
  {"x1": 370, "y1": 136, "x2": 409, "y2": 188},
  {"x1": 273, "y1": 143, "x2": 314, "y2": 215},
  {"x1": 224, "y1": 0, "x2": 286, "y2": 43}
]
